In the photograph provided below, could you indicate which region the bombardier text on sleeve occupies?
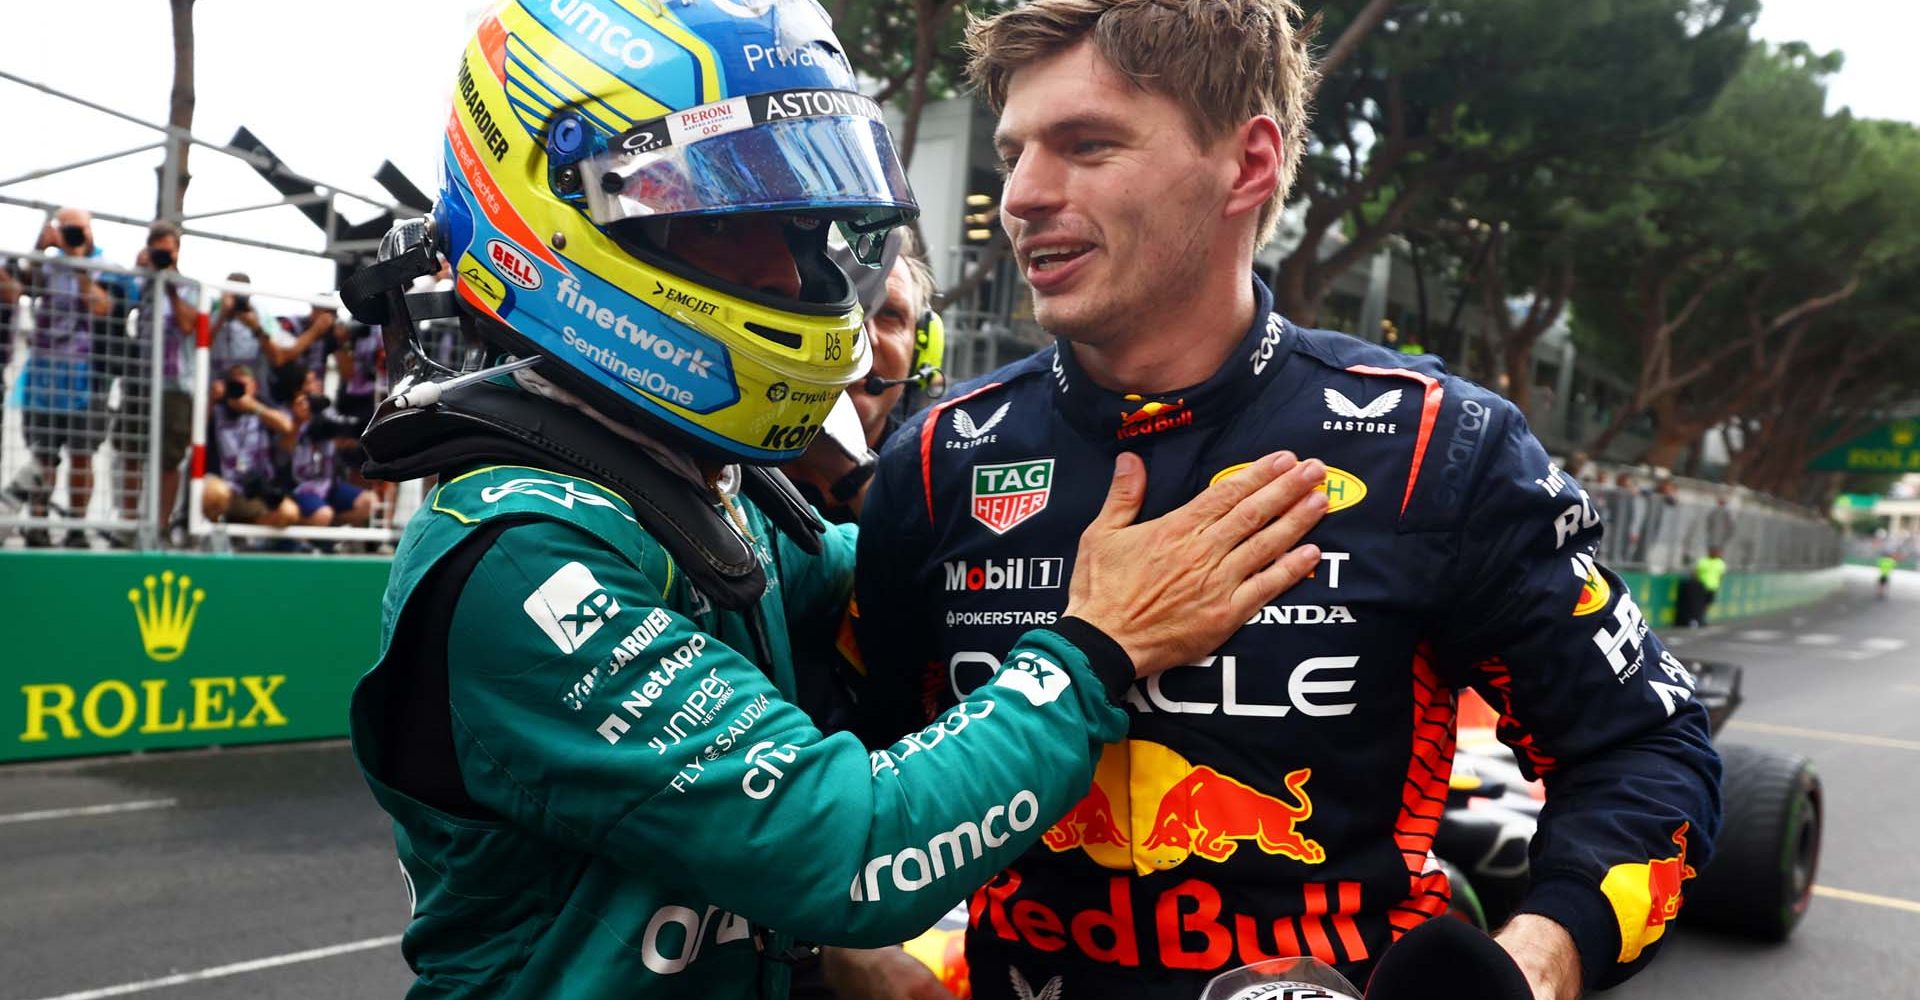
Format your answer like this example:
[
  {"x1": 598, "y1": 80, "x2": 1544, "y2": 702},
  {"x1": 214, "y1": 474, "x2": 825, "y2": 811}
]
[{"x1": 854, "y1": 275, "x2": 1719, "y2": 999}]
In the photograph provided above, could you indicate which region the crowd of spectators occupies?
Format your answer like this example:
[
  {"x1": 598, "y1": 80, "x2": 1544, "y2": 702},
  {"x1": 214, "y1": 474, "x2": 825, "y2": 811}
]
[{"x1": 0, "y1": 207, "x2": 387, "y2": 549}]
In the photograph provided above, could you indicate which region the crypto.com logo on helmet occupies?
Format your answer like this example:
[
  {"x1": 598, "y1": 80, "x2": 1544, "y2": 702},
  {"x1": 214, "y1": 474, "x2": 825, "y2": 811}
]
[{"x1": 433, "y1": 0, "x2": 917, "y2": 462}]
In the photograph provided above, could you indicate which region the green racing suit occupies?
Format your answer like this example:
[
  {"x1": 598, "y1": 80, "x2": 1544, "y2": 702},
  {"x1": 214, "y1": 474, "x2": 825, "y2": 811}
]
[{"x1": 349, "y1": 464, "x2": 1132, "y2": 999}]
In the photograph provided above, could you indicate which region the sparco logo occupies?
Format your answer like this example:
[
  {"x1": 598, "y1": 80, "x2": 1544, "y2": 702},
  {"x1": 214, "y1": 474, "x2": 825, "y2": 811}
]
[
  {"x1": 849, "y1": 789, "x2": 1039, "y2": 901},
  {"x1": 1434, "y1": 398, "x2": 1490, "y2": 509},
  {"x1": 942, "y1": 557, "x2": 1065, "y2": 592}
]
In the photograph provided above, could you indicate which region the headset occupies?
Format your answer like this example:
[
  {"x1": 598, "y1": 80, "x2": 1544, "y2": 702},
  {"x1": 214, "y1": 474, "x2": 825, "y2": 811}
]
[{"x1": 861, "y1": 308, "x2": 946, "y2": 399}]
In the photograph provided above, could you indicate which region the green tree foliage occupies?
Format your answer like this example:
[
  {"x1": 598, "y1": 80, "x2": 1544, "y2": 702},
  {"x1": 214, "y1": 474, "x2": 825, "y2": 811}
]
[
  {"x1": 1276, "y1": 0, "x2": 1757, "y2": 324},
  {"x1": 1571, "y1": 44, "x2": 1920, "y2": 489}
]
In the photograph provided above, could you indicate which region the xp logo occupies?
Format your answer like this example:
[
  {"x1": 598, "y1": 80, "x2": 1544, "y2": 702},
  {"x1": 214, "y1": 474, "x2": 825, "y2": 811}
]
[
  {"x1": 765, "y1": 381, "x2": 790, "y2": 403},
  {"x1": 994, "y1": 651, "x2": 1071, "y2": 706},
  {"x1": 524, "y1": 561, "x2": 623, "y2": 654}
]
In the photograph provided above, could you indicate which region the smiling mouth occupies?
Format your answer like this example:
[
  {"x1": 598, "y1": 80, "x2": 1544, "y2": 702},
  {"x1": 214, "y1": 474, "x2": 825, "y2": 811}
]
[{"x1": 1027, "y1": 244, "x2": 1094, "y2": 272}]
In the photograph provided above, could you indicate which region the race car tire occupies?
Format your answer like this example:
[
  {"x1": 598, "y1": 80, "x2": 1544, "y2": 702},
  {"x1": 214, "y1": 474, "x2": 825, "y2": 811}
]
[{"x1": 1684, "y1": 743, "x2": 1822, "y2": 942}]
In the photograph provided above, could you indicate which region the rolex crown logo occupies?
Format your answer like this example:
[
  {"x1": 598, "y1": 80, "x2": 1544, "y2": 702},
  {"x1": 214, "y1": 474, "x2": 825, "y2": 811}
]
[{"x1": 130, "y1": 570, "x2": 206, "y2": 663}]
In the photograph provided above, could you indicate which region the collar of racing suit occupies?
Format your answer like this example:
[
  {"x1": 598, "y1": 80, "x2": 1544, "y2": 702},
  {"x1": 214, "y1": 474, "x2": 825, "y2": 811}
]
[{"x1": 1047, "y1": 274, "x2": 1298, "y2": 444}]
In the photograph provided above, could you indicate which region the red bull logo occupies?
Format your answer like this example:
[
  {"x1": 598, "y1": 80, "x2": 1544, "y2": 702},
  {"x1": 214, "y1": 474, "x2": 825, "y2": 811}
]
[
  {"x1": 1600, "y1": 823, "x2": 1697, "y2": 962},
  {"x1": 970, "y1": 869, "x2": 1372, "y2": 971},
  {"x1": 1043, "y1": 741, "x2": 1325, "y2": 876},
  {"x1": 1117, "y1": 396, "x2": 1194, "y2": 440}
]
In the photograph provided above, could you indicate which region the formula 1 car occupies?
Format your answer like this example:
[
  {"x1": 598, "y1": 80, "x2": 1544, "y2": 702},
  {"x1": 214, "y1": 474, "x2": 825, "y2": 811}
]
[{"x1": 1440, "y1": 659, "x2": 1822, "y2": 942}]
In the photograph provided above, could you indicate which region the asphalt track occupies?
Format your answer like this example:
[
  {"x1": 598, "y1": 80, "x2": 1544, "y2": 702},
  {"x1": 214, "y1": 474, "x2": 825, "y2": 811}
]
[{"x1": 2, "y1": 565, "x2": 1915, "y2": 1000}]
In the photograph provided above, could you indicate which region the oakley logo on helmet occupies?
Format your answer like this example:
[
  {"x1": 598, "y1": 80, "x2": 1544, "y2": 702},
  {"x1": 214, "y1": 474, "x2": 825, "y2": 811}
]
[{"x1": 547, "y1": 0, "x2": 655, "y2": 70}]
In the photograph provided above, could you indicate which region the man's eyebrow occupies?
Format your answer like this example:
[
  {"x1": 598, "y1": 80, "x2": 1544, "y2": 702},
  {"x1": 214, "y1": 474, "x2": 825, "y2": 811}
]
[{"x1": 994, "y1": 112, "x2": 1136, "y2": 152}]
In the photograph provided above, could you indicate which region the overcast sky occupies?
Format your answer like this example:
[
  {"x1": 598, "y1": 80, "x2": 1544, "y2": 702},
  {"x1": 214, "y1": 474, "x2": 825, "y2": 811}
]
[{"x1": 0, "y1": 0, "x2": 1912, "y2": 305}]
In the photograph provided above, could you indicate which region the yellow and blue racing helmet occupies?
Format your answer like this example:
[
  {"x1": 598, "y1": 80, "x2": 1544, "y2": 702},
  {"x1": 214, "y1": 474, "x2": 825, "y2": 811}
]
[{"x1": 434, "y1": 0, "x2": 916, "y2": 463}]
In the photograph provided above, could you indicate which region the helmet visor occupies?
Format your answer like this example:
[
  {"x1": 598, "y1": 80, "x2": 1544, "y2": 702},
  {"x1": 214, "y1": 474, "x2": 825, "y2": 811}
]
[{"x1": 582, "y1": 89, "x2": 916, "y2": 263}]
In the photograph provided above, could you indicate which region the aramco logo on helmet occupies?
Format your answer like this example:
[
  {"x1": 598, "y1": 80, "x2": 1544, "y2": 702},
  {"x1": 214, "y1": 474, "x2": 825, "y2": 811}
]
[{"x1": 548, "y1": 0, "x2": 656, "y2": 70}]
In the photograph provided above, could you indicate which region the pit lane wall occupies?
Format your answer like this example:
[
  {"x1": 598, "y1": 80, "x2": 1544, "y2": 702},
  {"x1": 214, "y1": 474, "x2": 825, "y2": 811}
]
[
  {"x1": 1, "y1": 551, "x2": 389, "y2": 763},
  {"x1": 0, "y1": 553, "x2": 1844, "y2": 764}
]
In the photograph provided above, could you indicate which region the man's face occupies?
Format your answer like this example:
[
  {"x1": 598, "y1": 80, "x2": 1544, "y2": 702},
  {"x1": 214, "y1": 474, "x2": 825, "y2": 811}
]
[
  {"x1": 994, "y1": 40, "x2": 1236, "y2": 344},
  {"x1": 854, "y1": 261, "x2": 920, "y2": 445},
  {"x1": 147, "y1": 234, "x2": 180, "y2": 269},
  {"x1": 53, "y1": 208, "x2": 92, "y2": 255},
  {"x1": 655, "y1": 214, "x2": 802, "y2": 298}
]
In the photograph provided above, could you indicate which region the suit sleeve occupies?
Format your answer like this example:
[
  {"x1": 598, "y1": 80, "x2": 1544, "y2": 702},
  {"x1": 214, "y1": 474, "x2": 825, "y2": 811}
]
[
  {"x1": 846, "y1": 412, "x2": 944, "y2": 748},
  {"x1": 774, "y1": 519, "x2": 859, "y2": 627},
  {"x1": 1429, "y1": 392, "x2": 1721, "y2": 990},
  {"x1": 443, "y1": 518, "x2": 1131, "y2": 946}
]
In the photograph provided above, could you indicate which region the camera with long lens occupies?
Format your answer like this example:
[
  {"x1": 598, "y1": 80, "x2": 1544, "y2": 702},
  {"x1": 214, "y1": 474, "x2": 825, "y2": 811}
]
[{"x1": 303, "y1": 393, "x2": 363, "y2": 441}]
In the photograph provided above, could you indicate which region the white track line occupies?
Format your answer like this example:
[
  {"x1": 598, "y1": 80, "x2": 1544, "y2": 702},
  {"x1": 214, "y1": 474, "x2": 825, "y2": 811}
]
[
  {"x1": 0, "y1": 799, "x2": 177, "y2": 826},
  {"x1": 25, "y1": 936, "x2": 402, "y2": 1000},
  {"x1": 1814, "y1": 885, "x2": 1920, "y2": 915},
  {"x1": 1726, "y1": 720, "x2": 1920, "y2": 752}
]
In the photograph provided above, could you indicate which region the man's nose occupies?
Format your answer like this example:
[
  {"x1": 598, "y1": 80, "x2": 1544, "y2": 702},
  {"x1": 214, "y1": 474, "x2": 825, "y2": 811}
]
[
  {"x1": 707, "y1": 218, "x2": 803, "y2": 299},
  {"x1": 1001, "y1": 151, "x2": 1065, "y2": 225}
]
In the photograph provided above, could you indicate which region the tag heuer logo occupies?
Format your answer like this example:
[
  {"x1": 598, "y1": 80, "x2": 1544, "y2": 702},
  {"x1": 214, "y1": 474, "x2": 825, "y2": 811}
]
[
  {"x1": 523, "y1": 561, "x2": 622, "y2": 653},
  {"x1": 972, "y1": 459, "x2": 1054, "y2": 534}
]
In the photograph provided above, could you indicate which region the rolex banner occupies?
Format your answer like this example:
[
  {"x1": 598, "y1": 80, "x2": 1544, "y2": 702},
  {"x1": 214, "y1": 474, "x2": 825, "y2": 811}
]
[{"x1": 0, "y1": 552, "x2": 390, "y2": 763}]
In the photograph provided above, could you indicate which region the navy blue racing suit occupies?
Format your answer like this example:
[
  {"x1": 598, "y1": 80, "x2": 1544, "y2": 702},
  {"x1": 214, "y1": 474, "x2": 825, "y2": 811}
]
[{"x1": 850, "y1": 276, "x2": 1720, "y2": 997}]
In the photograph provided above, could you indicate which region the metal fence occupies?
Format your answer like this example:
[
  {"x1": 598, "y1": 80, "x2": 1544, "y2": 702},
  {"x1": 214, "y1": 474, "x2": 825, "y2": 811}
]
[
  {"x1": 1581, "y1": 466, "x2": 1841, "y2": 575},
  {"x1": 1, "y1": 247, "x2": 429, "y2": 551}
]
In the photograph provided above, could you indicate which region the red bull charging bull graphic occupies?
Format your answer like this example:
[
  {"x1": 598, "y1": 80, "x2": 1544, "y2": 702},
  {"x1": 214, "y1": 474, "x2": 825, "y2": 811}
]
[
  {"x1": 1600, "y1": 822, "x2": 1697, "y2": 962},
  {"x1": 1044, "y1": 741, "x2": 1326, "y2": 876}
]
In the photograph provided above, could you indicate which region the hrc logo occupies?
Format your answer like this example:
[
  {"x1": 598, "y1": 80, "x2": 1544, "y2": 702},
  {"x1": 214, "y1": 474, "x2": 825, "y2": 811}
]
[{"x1": 128, "y1": 571, "x2": 206, "y2": 663}]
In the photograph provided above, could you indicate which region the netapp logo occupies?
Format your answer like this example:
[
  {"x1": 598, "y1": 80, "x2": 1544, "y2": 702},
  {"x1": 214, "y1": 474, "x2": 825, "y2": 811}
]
[{"x1": 942, "y1": 557, "x2": 1065, "y2": 592}]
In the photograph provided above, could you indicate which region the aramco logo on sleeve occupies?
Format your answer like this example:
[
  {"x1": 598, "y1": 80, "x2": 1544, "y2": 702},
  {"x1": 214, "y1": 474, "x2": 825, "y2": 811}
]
[{"x1": 129, "y1": 570, "x2": 206, "y2": 663}]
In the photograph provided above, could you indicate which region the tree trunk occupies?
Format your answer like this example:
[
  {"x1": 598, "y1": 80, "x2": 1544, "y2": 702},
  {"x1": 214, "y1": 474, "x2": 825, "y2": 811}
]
[
  {"x1": 1306, "y1": 0, "x2": 1396, "y2": 100},
  {"x1": 160, "y1": 0, "x2": 196, "y2": 220}
]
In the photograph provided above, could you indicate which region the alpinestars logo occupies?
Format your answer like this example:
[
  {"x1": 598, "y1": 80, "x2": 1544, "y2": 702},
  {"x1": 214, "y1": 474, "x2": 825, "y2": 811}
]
[
  {"x1": 948, "y1": 401, "x2": 1011, "y2": 450},
  {"x1": 481, "y1": 477, "x2": 637, "y2": 523},
  {"x1": 524, "y1": 562, "x2": 622, "y2": 654},
  {"x1": 1322, "y1": 388, "x2": 1401, "y2": 434}
]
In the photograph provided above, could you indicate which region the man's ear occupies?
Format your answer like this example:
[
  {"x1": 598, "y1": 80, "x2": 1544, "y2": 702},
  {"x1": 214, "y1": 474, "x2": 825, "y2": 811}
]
[{"x1": 1222, "y1": 115, "x2": 1283, "y2": 224}]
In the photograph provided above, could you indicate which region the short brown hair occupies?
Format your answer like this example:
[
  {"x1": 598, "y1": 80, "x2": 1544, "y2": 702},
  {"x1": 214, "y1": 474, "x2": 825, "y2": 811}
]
[
  {"x1": 147, "y1": 220, "x2": 181, "y2": 244},
  {"x1": 965, "y1": 0, "x2": 1316, "y2": 246}
]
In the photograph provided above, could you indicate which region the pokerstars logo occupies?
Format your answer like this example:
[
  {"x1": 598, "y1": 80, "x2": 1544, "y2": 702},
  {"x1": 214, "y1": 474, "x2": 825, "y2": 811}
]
[{"x1": 971, "y1": 459, "x2": 1054, "y2": 534}]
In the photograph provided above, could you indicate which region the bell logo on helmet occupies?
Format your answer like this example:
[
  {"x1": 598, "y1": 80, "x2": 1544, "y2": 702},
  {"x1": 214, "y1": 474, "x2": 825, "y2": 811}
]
[
  {"x1": 487, "y1": 240, "x2": 542, "y2": 290},
  {"x1": 547, "y1": 0, "x2": 656, "y2": 70}
]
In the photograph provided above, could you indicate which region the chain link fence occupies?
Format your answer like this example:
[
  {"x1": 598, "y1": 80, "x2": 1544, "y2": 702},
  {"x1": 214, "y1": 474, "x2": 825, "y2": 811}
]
[{"x1": 1, "y1": 247, "x2": 430, "y2": 551}]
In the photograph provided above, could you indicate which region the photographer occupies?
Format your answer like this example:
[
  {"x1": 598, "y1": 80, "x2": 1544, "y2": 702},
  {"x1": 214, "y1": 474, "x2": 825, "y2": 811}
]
[
  {"x1": 202, "y1": 364, "x2": 297, "y2": 528},
  {"x1": 279, "y1": 375, "x2": 375, "y2": 529},
  {"x1": 264, "y1": 298, "x2": 346, "y2": 405},
  {"x1": 12, "y1": 208, "x2": 113, "y2": 547},
  {"x1": 208, "y1": 272, "x2": 278, "y2": 403}
]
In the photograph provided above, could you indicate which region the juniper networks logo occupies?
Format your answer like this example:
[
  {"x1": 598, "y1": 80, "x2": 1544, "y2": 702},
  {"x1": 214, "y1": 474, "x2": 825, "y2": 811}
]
[{"x1": 128, "y1": 570, "x2": 205, "y2": 663}]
